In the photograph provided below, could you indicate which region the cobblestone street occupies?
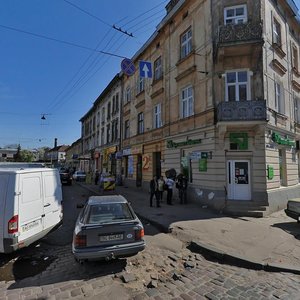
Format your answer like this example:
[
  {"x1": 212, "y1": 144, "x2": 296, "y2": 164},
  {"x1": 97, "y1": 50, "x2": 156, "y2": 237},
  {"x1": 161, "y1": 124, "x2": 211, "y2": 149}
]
[{"x1": 1, "y1": 234, "x2": 300, "y2": 300}]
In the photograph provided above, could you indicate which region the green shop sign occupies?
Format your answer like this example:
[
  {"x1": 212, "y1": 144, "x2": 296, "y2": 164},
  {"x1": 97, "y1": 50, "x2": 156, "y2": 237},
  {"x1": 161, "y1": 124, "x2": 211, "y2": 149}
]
[
  {"x1": 229, "y1": 133, "x2": 248, "y2": 150},
  {"x1": 167, "y1": 138, "x2": 201, "y2": 149},
  {"x1": 199, "y1": 158, "x2": 207, "y2": 172},
  {"x1": 272, "y1": 132, "x2": 295, "y2": 147}
]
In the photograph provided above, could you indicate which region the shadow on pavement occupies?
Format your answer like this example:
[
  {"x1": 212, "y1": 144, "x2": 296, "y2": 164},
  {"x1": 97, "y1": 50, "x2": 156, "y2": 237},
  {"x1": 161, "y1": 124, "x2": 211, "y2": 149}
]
[{"x1": 272, "y1": 222, "x2": 300, "y2": 240}]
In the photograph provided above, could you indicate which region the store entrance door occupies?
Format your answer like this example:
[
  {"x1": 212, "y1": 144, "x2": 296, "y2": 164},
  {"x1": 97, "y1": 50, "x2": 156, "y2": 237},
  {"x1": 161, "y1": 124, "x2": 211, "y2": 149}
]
[{"x1": 227, "y1": 160, "x2": 251, "y2": 200}]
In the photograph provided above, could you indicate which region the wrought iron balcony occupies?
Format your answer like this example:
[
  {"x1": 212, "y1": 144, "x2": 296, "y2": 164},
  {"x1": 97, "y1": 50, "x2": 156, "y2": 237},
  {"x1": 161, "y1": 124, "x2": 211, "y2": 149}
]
[
  {"x1": 218, "y1": 21, "x2": 263, "y2": 44},
  {"x1": 217, "y1": 100, "x2": 267, "y2": 122}
]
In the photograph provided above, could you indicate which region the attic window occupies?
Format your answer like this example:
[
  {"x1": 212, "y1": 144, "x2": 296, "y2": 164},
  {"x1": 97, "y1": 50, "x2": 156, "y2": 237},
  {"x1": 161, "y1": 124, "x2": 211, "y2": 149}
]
[{"x1": 182, "y1": 11, "x2": 188, "y2": 20}]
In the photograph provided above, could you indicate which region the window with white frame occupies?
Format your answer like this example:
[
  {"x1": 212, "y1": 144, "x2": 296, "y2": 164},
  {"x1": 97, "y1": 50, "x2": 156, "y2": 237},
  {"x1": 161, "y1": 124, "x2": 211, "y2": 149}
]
[
  {"x1": 115, "y1": 93, "x2": 119, "y2": 112},
  {"x1": 180, "y1": 28, "x2": 192, "y2": 59},
  {"x1": 224, "y1": 5, "x2": 247, "y2": 24},
  {"x1": 101, "y1": 127, "x2": 105, "y2": 145},
  {"x1": 275, "y1": 82, "x2": 285, "y2": 114},
  {"x1": 154, "y1": 103, "x2": 162, "y2": 129},
  {"x1": 107, "y1": 102, "x2": 111, "y2": 120},
  {"x1": 137, "y1": 112, "x2": 144, "y2": 134},
  {"x1": 273, "y1": 18, "x2": 282, "y2": 46},
  {"x1": 125, "y1": 87, "x2": 131, "y2": 103},
  {"x1": 137, "y1": 77, "x2": 145, "y2": 94},
  {"x1": 180, "y1": 86, "x2": 194, "y2": 118},
  {"x1": 225, "y1": 71, "x2": 250, "y2": 102},
  {"x1": 106, "y1": 124, "x2": 110, "y2": 144},
  {"x1": 112, "y1": 96, "x2": 116, "y2": 114},
  {"x1": 124, "y1": 120, "x2": 130, "y2": 139},
  {"x1": 154, "y1": 56, "x2": 162, "y2": 80}
]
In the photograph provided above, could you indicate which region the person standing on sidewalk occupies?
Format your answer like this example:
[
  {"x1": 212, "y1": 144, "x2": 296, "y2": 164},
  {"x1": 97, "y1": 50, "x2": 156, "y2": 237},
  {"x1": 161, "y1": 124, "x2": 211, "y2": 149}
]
[
  {"x1": 165, "y1": 176, "x2": 175, "y2": 205},
  {"x1": 158, "y1": 176, "x2": 165, "y2": 202},
  {"x1": 149, "y1": 176, "x2": 161, "y2": 207}
]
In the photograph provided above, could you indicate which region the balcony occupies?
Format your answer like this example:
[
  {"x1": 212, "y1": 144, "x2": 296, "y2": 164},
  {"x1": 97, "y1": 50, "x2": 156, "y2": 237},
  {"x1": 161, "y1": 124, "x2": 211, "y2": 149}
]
[
  {"x1": 217, "y1": 100, "x2": 267, "y2": 122},
  {"x1": 218, "y1": 21, "x2": 262, "y2": 45}
]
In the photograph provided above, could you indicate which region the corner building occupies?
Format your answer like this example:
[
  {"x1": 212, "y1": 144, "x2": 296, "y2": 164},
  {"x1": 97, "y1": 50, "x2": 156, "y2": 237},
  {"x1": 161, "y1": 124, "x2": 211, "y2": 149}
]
[{"x1": 121, "y1": 0, "x2": 300, "y2": 216}]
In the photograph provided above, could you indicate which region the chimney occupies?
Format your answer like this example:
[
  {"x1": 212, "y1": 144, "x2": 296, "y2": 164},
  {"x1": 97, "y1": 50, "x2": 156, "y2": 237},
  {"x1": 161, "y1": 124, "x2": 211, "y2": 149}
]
[{"x1": 54, "y1": 138, "x2": 57, "y2": 148}]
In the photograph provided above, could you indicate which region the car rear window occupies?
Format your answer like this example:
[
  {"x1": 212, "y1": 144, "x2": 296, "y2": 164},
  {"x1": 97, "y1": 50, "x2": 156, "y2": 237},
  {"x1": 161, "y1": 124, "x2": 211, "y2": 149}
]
[{"x1": 87, "y1": 203, "x2": 134, "y2": 224}]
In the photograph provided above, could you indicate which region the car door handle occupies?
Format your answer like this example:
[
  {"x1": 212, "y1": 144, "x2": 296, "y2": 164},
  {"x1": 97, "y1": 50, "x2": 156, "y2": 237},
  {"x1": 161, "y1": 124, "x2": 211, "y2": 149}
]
[{"x1": 44, "y1": 203, "x2": 51, "y2": 207}]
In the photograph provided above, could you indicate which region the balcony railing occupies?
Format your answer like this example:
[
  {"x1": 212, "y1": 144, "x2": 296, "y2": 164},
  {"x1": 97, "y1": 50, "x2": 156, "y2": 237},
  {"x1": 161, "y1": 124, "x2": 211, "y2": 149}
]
[
  {"x1": 218, "y1": 21, "x2": 263, "y2": 44},
  {"x1": 217, "y1": 100, "x2": 267, "y2": 122}
]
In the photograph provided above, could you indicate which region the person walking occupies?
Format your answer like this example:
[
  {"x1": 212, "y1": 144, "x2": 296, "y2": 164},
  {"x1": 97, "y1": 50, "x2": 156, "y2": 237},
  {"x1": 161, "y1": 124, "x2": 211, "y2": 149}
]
[
  {"x1": 165, "y1": 176, "x2": 175, "y2": 205},
  {"x1": 149, "y1": 176, "x2": 161, "y2": 207},
  {"x1": 158, "y1": 176, "x2": 165, "y2": 202},
  {"x1": 94, "y1": 170, "x2": 99, "y2": 185},
  {"x1": 177, "y1": 174, "x2": 188, "y2": 204}
]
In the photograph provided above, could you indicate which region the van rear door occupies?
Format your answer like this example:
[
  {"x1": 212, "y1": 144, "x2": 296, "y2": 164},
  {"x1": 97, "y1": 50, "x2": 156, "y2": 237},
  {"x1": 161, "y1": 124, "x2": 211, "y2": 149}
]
[
  {"x1": 42, "y1": 170, "x2": 62, "y2": 229},
  {"x1": 0, "y1": 174, "x2": 9, "y2": 253},
  {"x1": 18, "y1": 172, "x2": 44, "y2": 242}
]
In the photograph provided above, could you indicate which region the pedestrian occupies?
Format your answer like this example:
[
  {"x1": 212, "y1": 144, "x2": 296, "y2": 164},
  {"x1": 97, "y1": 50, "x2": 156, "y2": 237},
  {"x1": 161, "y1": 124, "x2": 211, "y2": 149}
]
[
  {"x1": 94, "y1": 170, "x2": 99, "y2": 185},
  {"x1": 177, "y1": 174, "x2": 188, "y2": 204},
  {"x1": 158, "y1": 176, "x2": 165, "y2": 202},
  {"x1": 149, "y1": 176, "x2": 161, "y2": 207},
  {"x1": 165, "y1": 176, "x2": 175, "y2": 205}
]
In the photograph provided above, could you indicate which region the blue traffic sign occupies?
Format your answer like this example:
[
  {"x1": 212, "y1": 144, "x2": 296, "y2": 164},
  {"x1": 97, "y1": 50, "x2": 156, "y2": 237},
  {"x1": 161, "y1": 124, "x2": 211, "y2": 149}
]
[
  {"x1": 139, "y1": 61, "x2": 152, "y2": 78},
  {"x1": 121, "y1": 58, "x2": 135, "y2": 76}
]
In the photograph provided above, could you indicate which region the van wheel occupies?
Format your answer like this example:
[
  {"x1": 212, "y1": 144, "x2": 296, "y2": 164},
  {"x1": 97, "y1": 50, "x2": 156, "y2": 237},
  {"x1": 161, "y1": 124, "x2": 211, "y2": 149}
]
[{"x1": 75, "y1": 257, "x2": 84, "y2": 264}]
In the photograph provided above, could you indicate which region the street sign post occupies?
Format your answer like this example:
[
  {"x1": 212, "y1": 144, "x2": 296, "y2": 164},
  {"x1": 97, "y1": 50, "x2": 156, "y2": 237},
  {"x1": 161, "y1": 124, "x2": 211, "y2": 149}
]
[
  {"x1": 121, "y1": 58, "x2": 135, "y2": 76},
  {"x1": 139, "y1": 61, "x2": 152, "y2": 78}
]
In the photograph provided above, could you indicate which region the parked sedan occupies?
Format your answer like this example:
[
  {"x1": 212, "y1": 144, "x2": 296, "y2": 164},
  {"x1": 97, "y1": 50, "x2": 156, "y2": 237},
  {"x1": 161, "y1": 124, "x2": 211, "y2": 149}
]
[
  {"x1": 59, "y1": 168, "x2": 72, "y2": 185},
  {"x1": 285, "y1": 198, "x2": 300, "y2": 222},
  {"x1": 73, "y1": 171, "x2": 86, "y2": 182},
  {"x1": 72, "y1": 195, "x2": 145, "y2": 262}
]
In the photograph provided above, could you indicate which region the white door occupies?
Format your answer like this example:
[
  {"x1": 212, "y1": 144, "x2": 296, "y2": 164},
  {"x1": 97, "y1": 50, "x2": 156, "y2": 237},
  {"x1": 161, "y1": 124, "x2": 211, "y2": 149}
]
[
  {"x1": 18, "y1": 173, "x2": 44, "y2": 242},
  {"x1": 42, "y1": 171, "x2": 62, "y2": 230},
  {"x1": 227, "y1": 160, "x2": 251, "y2": 200},
  {"x1": 0, "y1": 174, "x2": 9, "y2": 252}
]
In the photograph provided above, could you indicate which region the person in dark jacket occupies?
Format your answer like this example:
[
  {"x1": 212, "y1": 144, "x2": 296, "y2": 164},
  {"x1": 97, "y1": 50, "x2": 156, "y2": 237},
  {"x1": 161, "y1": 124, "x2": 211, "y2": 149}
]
[
  {"x1": 149, "y1": 176, "x2": 161, "y2": 207},
  {"x1": 177, "y1": 174, "x2": 188, "y2": 204}
]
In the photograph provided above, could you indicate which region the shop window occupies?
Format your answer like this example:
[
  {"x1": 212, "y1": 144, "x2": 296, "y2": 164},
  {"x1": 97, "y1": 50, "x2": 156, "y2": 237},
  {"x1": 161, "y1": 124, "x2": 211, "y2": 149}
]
[
  {"x1": 180, "y1": 28, "x2": 192, "y2": 59},
  {"x1": 180, "y1": 85, "x2": 194, "y2": 118},
  {"x1": 225, "y1": 70, "x2": 250, "y2": 102},
  {"x1": 279, "y1": 149, "x2": 287, "y2": 186},
  {"x1": 224, "y1": 5, "x2": 247, "y2": 24}
]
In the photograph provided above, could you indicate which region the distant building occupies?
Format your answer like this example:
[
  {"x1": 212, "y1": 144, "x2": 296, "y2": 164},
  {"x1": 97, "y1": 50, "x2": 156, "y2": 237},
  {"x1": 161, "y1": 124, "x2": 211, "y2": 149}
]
[
  {"x1": 45, "y1": 143, "x2": 69, "y2": 167},
  {"x1": 65, "y1": 138, "x2": 82, "y2": 171},
  {"x1": 0, "y1": 148, "x2": 18, "y2": 162}
]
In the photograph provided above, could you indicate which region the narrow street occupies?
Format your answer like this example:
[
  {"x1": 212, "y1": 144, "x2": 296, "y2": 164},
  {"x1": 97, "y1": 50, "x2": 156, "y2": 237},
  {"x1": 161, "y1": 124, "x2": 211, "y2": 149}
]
[{"x1": 0, "y1": 184, "x2": 300, "y2": 299}]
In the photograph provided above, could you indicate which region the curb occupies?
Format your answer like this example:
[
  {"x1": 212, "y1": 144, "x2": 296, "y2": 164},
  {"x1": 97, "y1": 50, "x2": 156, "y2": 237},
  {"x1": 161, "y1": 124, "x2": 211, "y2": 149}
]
[{"x1": 77, "y1": 182, "x2": 300, "y2": 275}]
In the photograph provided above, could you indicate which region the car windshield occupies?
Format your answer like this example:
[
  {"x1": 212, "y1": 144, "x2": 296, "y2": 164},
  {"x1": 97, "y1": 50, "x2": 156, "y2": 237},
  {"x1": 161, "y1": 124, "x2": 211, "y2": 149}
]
[
  {"x1": 87, "y1": 203, "x2": 134, "y2": 224},
  {"x1": 77, "y1": 171, "x2": 85, "y2": 175}
]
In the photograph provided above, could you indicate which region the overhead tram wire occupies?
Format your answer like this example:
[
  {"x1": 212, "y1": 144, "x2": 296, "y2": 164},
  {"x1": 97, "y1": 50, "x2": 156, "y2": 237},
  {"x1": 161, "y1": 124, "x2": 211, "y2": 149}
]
[
  {"x1": 62, "y1": 0, "x2": 134, "y2": 38},
  {"x1": 0, "y1": 24, "x2": 127, "y2": 59}
]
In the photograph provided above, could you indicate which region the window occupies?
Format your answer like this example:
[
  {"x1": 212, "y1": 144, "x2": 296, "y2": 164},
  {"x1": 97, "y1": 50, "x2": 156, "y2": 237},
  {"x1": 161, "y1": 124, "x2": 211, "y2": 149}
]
[
  {"x1": 295, "y1": 97, "x2": 300, "y2": 123},
  {"x1": 112, "y1": 96, "x2": 116, "y2": 114},
  {"x1": 106, "y1": 124, "x2": 110, "y2": 144},
  {"x1": 224, "y1": 5, "x2": 247, "y2": 24},
  {"x1": 111, "y1": 119, "x2": 118, "y2": 142},
  {"x1": 273, "y1": 18, "x2": 282, "y2": 46},
  {"x1": 101, "y1": 127, "x2": 105, "y2": 145},
  {"x1": 225, "y1": 71, "x2": 250, "y2": 102},
  {"x1": 125, "y1": 87, "x2": 131, "y2": 103},
  {"x1": 275, "y1": 82, "x2": 285, "y2": 114},
  {"x1": 137, "y1": 77, "x2": 145, "y2": 94},
  {"x1": 124, "y1": 120, "x2": 130, "y2": 139},
  {"x1": 180, "y1": 28, "x2": 192, "y2": 59},
  {"x1": 154, "y1": 104, "x2": 162, "y2": 129},
  {"x1": 115, "y1": 93, "x2": 119, "y2": 112},
  {"x1": 292, "y1": 45, "x2": 299, "y2": 71},
  {"x1": 137, "y1": 112, "x2": 144, "y2": 134},
  {"x1": 107, "y1": 102, "x2": 111, "y2": 120},
  {"x1": 279, "y1": 149, "x2": 287, "y2": 186},
  {"x1": 101, "y1": 107, "x2": 105, "y2": 124},
  {"x1": 180, "y1": 86, "x2": 194, "y2": 118},
  {"x1": 154, "y1": 57, "x2": 162, "y2": 80}
]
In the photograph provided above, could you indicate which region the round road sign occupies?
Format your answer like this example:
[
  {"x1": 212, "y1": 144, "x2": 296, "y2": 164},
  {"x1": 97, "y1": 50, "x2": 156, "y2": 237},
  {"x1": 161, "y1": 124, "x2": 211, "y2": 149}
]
[{"x1": 121, "y1": 58, "x2": 135, "y2": 76}]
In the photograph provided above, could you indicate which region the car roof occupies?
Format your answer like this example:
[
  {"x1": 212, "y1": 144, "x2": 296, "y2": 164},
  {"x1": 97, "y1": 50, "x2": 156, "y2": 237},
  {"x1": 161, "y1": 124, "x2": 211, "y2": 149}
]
[{"x1": 88, "y1": 195, "x2": 128, "y2": 205}]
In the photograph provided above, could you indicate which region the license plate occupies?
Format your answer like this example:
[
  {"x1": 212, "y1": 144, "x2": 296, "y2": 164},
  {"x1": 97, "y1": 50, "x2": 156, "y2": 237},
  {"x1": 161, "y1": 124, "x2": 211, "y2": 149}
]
[
  {"x1": 99, "y1": 234, "x2": 123, "y2": 242},
  {"x1": 21, "y1": 220, "x2": 40, "y2": 232}
]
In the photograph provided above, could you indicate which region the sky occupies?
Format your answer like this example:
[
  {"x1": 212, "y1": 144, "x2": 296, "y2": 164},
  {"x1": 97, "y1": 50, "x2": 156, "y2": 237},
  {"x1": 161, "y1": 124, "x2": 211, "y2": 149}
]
[
  {"x1": 1, "y1": 0, "x2": 300, "y2": 150},
  {"x1": 0, "y1": 0, "x2": 169, "y2": 149}
]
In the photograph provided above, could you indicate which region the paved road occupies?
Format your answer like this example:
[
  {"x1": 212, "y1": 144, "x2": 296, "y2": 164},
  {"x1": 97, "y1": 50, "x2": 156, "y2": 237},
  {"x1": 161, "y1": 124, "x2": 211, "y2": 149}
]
[{"x1": 0, "y1": 184, "x2": 300, "y2": 299}]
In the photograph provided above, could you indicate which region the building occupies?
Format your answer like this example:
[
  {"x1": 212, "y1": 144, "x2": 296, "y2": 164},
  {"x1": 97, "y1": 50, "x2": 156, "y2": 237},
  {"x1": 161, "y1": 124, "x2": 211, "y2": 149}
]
[
  {"x1": 0, "y1": 148, "x2": 18, "y2": 162},
  {"x1": 65, "y1": 138, "x2": 82, "y2": 171},
  {"x1": 80, "y1": 74, "x2": 122, "y2": 177},
  {"x1": 80, "y1": 0, "x2": 300, "y2": 216},
  {"x1": 45, "y1": 139, "x2": 69, "y2": 167}
]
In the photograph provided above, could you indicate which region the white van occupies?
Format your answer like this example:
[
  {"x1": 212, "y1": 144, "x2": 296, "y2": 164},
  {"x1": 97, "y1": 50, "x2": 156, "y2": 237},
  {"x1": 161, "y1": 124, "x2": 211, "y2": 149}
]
[{"x1": 0, "y1": 167, "x2": 63, "y2": 253}]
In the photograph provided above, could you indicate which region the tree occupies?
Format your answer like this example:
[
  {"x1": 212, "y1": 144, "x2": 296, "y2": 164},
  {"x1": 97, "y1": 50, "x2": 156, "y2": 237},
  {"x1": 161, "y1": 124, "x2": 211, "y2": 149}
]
[{"x1": 14, "y1": 145, "x2": 34, "y2": 162}]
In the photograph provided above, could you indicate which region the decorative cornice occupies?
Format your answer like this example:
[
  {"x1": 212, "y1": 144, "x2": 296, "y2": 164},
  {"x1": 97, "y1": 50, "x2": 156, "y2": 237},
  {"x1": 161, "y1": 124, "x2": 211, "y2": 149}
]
[
  {"x1": 135, "y1": 99, "x2": 145, "y2": 109},
  {"x1": 151, "y1": 87, "x2": 164, "y2": 98},
  {"x1": 175, "y1": 65, "x2": 197, "y2": 82},
  {"x1": 292, "y1": 80, "x2": 300, "y2": 92}
]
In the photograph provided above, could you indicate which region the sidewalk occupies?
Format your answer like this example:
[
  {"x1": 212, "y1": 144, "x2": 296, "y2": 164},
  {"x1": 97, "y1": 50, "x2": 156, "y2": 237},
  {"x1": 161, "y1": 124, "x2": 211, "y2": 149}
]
[{"x1": 78, "y1": 182, "x2": 300, "y2": 274}]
